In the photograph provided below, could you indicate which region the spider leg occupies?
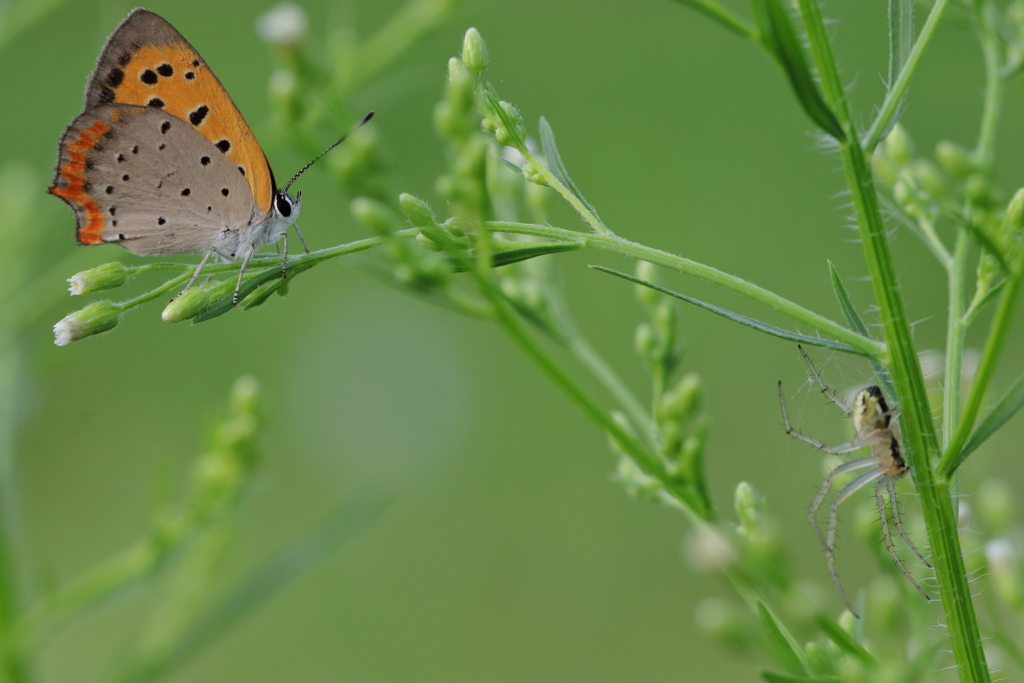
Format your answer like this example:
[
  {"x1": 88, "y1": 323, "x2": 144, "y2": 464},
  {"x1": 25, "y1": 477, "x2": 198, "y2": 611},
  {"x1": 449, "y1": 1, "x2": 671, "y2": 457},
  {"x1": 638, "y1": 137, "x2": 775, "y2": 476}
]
[
  {"x1": 887, "y1": 480, "x2": 931, "y2": 568},
  {"x1": 877, "y1": 480, "x2": 931, "y2": 601},
  {"x1": 779, "y1": 382, "x2": 863, "y2": 454},
  {"x1": 825, "y1": 469, "x2": 883, "y2": 617},
  {"x1": 798, "y1": 345, "x2": 852, "y2": 416}
]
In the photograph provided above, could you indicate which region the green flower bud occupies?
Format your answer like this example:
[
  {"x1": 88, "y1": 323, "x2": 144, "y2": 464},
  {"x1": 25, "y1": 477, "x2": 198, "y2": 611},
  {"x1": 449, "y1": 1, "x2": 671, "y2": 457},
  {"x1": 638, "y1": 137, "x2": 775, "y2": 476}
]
[
  {"x1": 399, "y1": 193, "x2": 437, "y2": 229},
  {"x1": 734, "y1": 481, "x2": 764, "y2": 534},
  {"x1": 351, "y1": 197, "x2": 399, "y2": 236},
  {"x1": 493, "y1": 126, "x2": 513, "y2": 146},
  {"x1": 161, "y1": 281, "x2": 227, "y2": 323},
  {"x1": 461, "y1": 28, "x2": 488, "y2": 76},
  {"x1": 657, "y1": 372, "x2": 703, "y2": 424},
  {"x1": 415, "y1": 232, "x2": 444, "y2": 251},
  {"x1": 521, "y1": 161, "x2": 547, "y2": 186},
  {"x1": 634, "y1": 263, "x2": 660, "y2": 307},
  {"x1": 446, "y1": 58, "x2": 474, "y2": 112},
  {"x1": 935, "y1": 140, "x2": 975, "y2": 179},
  {"x1": 909, "y1": 159, "x2": 946, "y2": 200},
  {"x1": 659, "y1": 419, "x2": 683, "y2": 457},
  {"x1": 634, "y1": 322, "x2": 656, "y2": 360},
  {"x1": 1003, "y1": 188, "x2": 1024, "y2": 238},
  {"x1": 53, "y1": 300, "x2": 121, "y2": 346},
  {"x1": 884, "y1": 124, "x2": 913, "y2": 165},
  {"x1": 481, "y1": 118, "x2": 497, "y2": 135},
  {"x1": 67, "y1": 262, "x2": 134, "y2": 295}
]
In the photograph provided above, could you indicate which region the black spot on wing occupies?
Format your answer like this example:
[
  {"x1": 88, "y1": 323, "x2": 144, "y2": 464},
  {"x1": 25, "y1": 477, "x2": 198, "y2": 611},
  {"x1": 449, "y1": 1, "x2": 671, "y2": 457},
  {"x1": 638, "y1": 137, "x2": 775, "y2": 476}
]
[
  {"x1": 121, "y1": 174, "x2": 129, "y2": 181},
  {"x1": 201, "y1": 156, "x2": 211, "y2": 166},
  {"x1": 105, "y1": 186, "x2": 114, "y2": 194},
  {"x1": 109, "y1": 206, "x2": 116, "y2": 215},
  {"x1": 140, "y1": 69, "x2": 158, "y2": 85},
  {"x1": 160, "y1": 121, "x2": 171, "y2": 134},
  {"x1": 106, "y1": 68, "x2": 124, "y2": 88},
  {"x1": 181, "y1": 188, "x2": 191, "y2": 196},
  {"x1": 117, "y1": 52, "x2": 131, "y2": 67},
  {"x1": 185, "y1": 71, "x2": 195, "y2": 80},
  {"x1": 191, "y1": 59, "x2": 200, "y2": 67},
  {"x1": 221, "y1": 188, "x2": 229, "y2": 196},
  {"x1": 215, "y1": 139, "x2": 230, "y2": 153},
  {"x1": 156, "y1": 63, "x2": 174, "y2": 78},
  {"x1": 159, "y1": 143, "x2": 166, "y2": 151},
  {"x1": 148, "y1": 97, "x2": 164, "y2": 109},
  {"x1": 117, "y1": 153, "x2": 125, "y2": 162},
  {"x1": 188, "y1": 105, "x2": 209, "y2": 126},
  {"x1": 238, "y1": 166, "x2": 245, "y2": 176},
  {"x1": 132, "y1": 145, "x2": 139, "y2": 154},
  {"x1": 157, "y1": 217, "x2": 166, "y2": 225},
  {"x1": 97, "y1": 86, "x2": 115, "y2": 104}
]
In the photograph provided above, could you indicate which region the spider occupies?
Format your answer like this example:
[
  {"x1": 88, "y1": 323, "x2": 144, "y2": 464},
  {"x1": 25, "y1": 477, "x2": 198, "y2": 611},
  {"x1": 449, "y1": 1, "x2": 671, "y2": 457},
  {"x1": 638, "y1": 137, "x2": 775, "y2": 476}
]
[{"x1": 778, "y1": 345, "x2": 931, "y2": 617}]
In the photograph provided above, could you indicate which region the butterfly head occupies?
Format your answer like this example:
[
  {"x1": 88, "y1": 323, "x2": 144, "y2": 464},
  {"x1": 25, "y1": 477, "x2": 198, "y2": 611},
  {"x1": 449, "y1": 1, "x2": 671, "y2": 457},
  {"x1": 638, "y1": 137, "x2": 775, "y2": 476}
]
[{"x1": 274, "y1": 189, "x2": 302, "y2": 224}]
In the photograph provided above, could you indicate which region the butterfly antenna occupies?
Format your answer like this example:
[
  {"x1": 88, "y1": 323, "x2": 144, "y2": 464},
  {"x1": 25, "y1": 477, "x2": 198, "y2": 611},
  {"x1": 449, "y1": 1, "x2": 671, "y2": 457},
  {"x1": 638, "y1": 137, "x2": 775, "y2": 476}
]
[{"x1": 282, "y1": 111, "x2": 375, "y2": 194}]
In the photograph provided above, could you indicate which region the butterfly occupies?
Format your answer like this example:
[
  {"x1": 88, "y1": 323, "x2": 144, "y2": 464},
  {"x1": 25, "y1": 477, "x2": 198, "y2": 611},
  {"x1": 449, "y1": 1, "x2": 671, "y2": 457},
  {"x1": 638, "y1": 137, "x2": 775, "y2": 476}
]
[{"x1": 49, "y1": 8, "x2": 371, "y2": 305}]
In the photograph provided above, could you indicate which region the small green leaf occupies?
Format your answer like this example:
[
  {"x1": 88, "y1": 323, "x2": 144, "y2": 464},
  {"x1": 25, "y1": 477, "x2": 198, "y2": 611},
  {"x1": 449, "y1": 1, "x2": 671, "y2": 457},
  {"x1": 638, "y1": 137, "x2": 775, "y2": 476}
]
[
  {"x1": 496, "y1": 156, "x2": 524, "y2": 175},
  {"x1": 883, "y1": 0, "x2": 914, "y2": 138},
  {"x1": 827, "y1": 260, "x2": 897, "y2": 400},
  {"x1": 669, "y1": 0, "x2": 758, "y2": 40},
  {"x1": 241, "y1": 279, "x2": 289, "y2": 311},
  {"x1": 749, "y1": 0, "x2": 845, "y2": 141},
  {"x1": 756, "y1": 601, "x2": 809, "y2": 676},
  {"x1": 814, "y1": 612, "x2": 877, "y2": 667},
  {"x1": 490, "y1": 240, "x2": 584, "y2": 268},
  {"x1": 594, "y1": 266, "x2": 865, "y2": 355},
  {"x1": 538, "y1": 116, "x2": 602, "y2": 222},
  {"x1": 955, "y1": 372, "x2": 1024, "y2": 467}
]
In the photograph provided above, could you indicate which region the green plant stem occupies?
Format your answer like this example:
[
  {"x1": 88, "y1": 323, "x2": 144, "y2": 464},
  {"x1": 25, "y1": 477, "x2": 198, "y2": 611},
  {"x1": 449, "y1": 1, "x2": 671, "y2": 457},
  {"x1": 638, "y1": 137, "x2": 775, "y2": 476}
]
[
  {"x1": 487, "y1": 222, "x2": 885, "y2": 358},
  {"x1": 939, "y1": 272, "x2": 1023, "y2": 477},
  {"x1": 796, "y1": 1, "x2": 989, "y2": 680},
  {"x1": 863, "y1": 0, "x2": 951, "y2": 152},
  {"x1": 973, "y1": 1, "x2": 1002, "y2": 171},
  {"x1": 943, "y1": 230, "x2": 969, "y2": 452}
]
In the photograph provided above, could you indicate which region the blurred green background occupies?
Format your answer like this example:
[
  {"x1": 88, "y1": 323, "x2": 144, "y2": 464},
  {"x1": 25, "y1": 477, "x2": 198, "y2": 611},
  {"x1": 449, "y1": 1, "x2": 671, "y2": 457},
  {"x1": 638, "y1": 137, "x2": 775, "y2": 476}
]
[{"x1": 3, "y1": 0, "x2": 1023, "y2": 680}]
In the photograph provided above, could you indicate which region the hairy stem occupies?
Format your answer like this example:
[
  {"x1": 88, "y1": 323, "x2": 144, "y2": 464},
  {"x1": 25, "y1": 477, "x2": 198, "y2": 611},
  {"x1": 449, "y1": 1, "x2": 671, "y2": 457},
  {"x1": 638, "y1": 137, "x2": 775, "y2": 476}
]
[{"x1": 797, "y1": 0, "x2": 989, "y2": 679}]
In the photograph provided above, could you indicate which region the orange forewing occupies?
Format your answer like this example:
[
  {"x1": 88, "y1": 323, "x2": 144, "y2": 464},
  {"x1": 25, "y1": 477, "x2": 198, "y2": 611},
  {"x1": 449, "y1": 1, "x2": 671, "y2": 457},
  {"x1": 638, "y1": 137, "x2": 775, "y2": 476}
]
[{"x1": 94, "y1": 18, "x2": 273, "y2": 214}]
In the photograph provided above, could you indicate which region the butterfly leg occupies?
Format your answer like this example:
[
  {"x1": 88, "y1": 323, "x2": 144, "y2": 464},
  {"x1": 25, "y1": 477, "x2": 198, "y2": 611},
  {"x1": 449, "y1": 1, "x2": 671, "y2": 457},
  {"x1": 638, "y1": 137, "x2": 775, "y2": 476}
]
[
  {"x1": 292, "y1": 223, "x2": 311, "y2": 253},
  {"x1": 233, "y1": 243, "x2": 258, "y2": 307},
  {"x1": 172, "y1": 250, "x2": 214, "y2": 301},
  {"x1": 280, "y1": 231, "x2": 289, "y2": 280}
]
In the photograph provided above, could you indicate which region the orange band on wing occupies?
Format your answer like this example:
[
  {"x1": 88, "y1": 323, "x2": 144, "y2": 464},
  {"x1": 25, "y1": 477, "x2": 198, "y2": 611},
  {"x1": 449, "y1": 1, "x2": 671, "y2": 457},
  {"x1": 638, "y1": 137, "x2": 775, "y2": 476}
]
[{"x1": 49, "y1": 120, "x2": 111, "y2": 245}]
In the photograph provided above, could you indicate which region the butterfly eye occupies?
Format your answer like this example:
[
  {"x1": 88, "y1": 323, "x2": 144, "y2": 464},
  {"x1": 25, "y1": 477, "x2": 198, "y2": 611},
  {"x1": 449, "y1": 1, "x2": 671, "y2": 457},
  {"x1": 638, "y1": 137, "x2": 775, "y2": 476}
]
[{"x1": 275, "y1": 192, "x2": 293, "y2": 218}]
